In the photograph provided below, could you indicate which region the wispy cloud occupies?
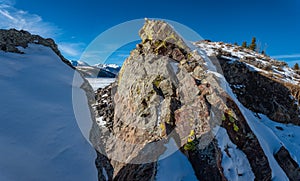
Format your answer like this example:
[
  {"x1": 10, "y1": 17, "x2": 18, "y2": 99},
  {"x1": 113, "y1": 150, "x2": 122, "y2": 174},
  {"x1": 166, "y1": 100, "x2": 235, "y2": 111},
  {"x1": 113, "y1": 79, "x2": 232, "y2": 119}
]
[
  {"x1": 0, "y1": 0, "x2": 59, "y2": 38},
  {"x1": 0, "y1": 0, "x2": 85, "y2": 59},
  {"x1": 58, "y1": 42, "x2": 85, "y2": 59},
  {"x1": 272, "y1": 54, "x2": 300, "y2": 59}
]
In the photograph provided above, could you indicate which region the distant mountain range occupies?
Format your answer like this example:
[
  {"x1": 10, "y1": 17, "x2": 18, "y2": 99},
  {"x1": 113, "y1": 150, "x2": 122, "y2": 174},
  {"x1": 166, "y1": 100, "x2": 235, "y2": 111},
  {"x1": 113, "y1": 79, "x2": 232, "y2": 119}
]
[{"x1": 70, "y1": 60, "x2": 121, "y2": 78}]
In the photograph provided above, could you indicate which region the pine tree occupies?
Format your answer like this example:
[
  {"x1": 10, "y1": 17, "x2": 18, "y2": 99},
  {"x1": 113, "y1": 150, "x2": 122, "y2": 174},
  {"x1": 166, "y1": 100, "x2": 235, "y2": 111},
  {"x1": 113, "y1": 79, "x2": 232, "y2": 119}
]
[
  {"x1": 261, "y1": 50, "x2": 265, "y2": 55},
  {"x1": 234, "y1": 42, "x2": 238, "y2": 46},
  {"x1": 242, "y1": 41, "x2": 247, "y2": 48},
  {"x1": 249, "y1": 37, "x2": 257, "y2": 51},
  {"x1": 294, "y1": 63, "x2": 299, "y2": 70}
]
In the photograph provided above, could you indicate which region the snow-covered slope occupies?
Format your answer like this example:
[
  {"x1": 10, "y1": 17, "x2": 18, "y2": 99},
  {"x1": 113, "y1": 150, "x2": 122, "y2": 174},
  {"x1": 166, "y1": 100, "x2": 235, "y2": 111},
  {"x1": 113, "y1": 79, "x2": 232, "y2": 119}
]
[
  {"x1": 156, "y1": 138, "x2": 198, "y2": 181},
  {"x1": 0, "y1": 44, "x2": 97, "y2": 180},
  {"x1": 195, "y1": 41, "x2": 300, "y2": 85},
  {"x1": 194, "y1": 40, "x2": 300, "y2": 180}
]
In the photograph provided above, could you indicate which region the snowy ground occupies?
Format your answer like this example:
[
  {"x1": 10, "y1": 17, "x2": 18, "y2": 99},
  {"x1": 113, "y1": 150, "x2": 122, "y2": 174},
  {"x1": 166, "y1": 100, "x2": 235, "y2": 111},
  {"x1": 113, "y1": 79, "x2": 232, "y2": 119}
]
[
  {"x1": 86, "y1": 78, "x2": 115, "y2": 90},
  {"x1": 0, "y1": 44, "x2": 98, "y2": 181},
  {"x1": 193, "y1": 43, "x2": 292, "y2": 181},
  {"x1": 214, "y1": 127, "x2": 255, "y2": 181},
  {"x1": 195, "y1": 41, "x2": 300, "y2": 85},
  {"x1": 156, "y1": 138, "x2": 198, "y2": 181}
]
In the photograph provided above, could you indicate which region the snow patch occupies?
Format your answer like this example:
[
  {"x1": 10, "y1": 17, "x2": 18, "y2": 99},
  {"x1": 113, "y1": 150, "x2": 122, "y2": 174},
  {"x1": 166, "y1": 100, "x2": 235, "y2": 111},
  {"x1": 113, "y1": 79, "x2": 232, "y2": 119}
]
[
  {"x1": 195, "y1": 43, "x2": 289, "y2": 180},
  {"x1": 214, "y1": 127, "x2": 255, "y2": 181},
  {"x1": 96, "y1": 117, "x2": 107, "y2": 127},
  {"x1": 156, "y1": 138, "x2": 198, "y2": 181}
]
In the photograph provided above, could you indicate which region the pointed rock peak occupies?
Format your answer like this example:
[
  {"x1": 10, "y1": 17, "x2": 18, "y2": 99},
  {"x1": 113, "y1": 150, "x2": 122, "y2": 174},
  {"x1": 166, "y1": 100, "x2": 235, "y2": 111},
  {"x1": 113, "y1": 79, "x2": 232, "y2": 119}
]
[{"x1": 139, "y1": 19, "x2": 189, "y2": 51}]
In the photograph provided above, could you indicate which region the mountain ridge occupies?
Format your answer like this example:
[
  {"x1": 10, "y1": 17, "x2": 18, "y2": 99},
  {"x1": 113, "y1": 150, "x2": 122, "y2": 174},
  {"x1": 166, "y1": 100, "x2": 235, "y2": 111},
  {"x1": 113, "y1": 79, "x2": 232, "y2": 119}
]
[
  {"x1": 71, "y1": 61, "x2": 121, "y2": 78},
  {"x1": 1, "y1": 21, "x2": 300, "y2": 181},
  {"x1": 91, "y1": 19, "x2": 300, "y2": 181}
]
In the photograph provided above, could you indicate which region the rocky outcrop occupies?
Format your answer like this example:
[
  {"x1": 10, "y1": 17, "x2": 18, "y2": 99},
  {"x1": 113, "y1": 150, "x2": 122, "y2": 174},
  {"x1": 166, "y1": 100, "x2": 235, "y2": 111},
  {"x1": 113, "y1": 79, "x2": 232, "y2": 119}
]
[
  {"x1": 90, "y1": 19, "x2": 276, "y2": 180},
  {"x1": 275, "y1": 146, "x2": 300, "y2": 181},
  {"x1": 218, "y1": 57, "x2": 300, "y2": 125},
  {"x1": 0, "y1": 29, "x2": 73, "y2": 68}
]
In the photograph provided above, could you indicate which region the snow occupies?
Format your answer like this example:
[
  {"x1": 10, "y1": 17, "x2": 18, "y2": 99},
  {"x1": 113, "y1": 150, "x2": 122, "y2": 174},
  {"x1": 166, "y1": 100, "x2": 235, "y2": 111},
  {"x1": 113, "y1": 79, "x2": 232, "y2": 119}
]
[
  {"x1": 210, "y1": 67, "x2": 289, "y2": 181},
  {"x1": 214, "y1": 127, "x2": 255, "y2": 181},
  {"x1": 77, "y1": 60, "x2": 90, "y2": 66},
  {"x1": 212, "y1": 69, "x2": 289, "y2": 180},
  {"x1": 96, "y1": 117, "x2": 107, "y2": 127},
  {"x1": 72, "y1": 71, "x2": 95, "y2": 145},
  {"x1": 169, "y1": 61, "x2": 179, "y2": 74},
  {"x1": 236, "y1": 111, "x2": 289, "y2": 181},
  {"x1": 185, "y1": 42, "x2": 217, "y2": 72},
  {"x1": 259, "y1": 114, "x2": 300, "y2": 165},
  {"x1": 93, "y1": 63, "x2": 121, "y2": 74},
  {"x1": 94, "y1": 63, "x2": 120, "y2": 69},
  {"x1": 156, "y1": 138, "x2": 198, "y2": 181},
  {"x1": 0, "y1": 44, "x2": 98, "y2": 181},
  {"x1": 102, "y1": 167, "x2": 109, "y2": 181},
  {"x1": 70, "y1": 60, "x2": 90, "y2": 66},
  {"x1": 86, "y1": 78, "x2": 115, "y2": 90},
  {"x1": 195, "y1": 41, "x2": 300, "y2": 86},
  {"x1": 195, "y1": 43, "x2": 289, "y2": 180},
  {"x1": 220, "y1": 55, "x2": 239, "y2": 62}
]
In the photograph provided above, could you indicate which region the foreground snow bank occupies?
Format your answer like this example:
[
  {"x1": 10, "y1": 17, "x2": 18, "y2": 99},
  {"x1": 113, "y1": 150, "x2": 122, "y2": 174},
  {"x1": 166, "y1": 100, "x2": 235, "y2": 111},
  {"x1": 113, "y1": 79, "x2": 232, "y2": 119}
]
[
  {"x1": 156, "y1": 138, "x2": 198, "y2": 181},
  {"x1": 0, "y1": 44, "x2": 97, "y2": 180}
]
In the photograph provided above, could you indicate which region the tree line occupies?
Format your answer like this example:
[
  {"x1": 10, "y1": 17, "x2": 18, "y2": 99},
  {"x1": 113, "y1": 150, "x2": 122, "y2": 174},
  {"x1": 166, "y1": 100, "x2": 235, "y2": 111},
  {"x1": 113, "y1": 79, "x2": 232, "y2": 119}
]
[
  {"x1": 236, "y1": 37, "x2": 299, "y2": 70},
  {"x1": 237, "y1": 37, "x2": 265, "y2": 54}
]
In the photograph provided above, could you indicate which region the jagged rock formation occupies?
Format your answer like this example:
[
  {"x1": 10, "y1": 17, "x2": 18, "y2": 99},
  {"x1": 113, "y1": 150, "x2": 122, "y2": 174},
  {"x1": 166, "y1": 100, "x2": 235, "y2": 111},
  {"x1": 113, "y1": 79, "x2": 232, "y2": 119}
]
[
  {"x1": 90, "y1": 19, "x2": 300, "y2": 181},
  {"x1": 0, "y1": 29, "x2": 73, "y2": 68}
]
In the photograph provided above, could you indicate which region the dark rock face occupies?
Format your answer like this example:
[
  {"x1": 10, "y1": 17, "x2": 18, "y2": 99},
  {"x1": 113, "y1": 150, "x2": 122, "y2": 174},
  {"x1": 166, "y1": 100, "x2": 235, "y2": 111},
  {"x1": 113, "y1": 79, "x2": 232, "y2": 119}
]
[
  {"x1": 0, "y1": 29, "x2": 73, "y2": 68},
  {"x1": 186, "y1": 139, "x2": 226, "y2": 181},
  {"x1": 95, "y1": 151, "x2": 114, "y2": 181},
  {"x1": 114, "y1": 162, "x2": 156, "y2": 181},
  {"x1": 275, "y1": 146, "x2": 300, "y2": 181},
  {"x1": 95, "y1": 84, "x2": 116, "y2": 131},
  {"x1": 218, "y1": 57, "x2": 300, "y2": 125},
  {"x1": 222, "y1": 97, "x2": 272, "y2": 180}
]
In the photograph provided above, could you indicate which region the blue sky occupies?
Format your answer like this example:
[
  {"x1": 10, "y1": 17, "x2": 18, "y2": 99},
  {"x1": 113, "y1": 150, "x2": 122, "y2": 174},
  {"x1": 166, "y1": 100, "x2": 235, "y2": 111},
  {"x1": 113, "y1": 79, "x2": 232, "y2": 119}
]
[{"x1": 0, "y1": 0, "x2": 299, "y2": 66}]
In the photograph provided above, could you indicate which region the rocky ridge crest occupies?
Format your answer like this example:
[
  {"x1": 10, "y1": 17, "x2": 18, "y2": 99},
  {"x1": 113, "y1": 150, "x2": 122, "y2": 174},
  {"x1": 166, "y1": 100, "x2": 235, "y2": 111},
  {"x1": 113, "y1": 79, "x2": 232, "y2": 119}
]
[
  {"x1": 89, "y1": 19, "x2": 295, "y2": 180},
  {"x1": 0, "y1": 29, "x2": 73, "y2": 68}
]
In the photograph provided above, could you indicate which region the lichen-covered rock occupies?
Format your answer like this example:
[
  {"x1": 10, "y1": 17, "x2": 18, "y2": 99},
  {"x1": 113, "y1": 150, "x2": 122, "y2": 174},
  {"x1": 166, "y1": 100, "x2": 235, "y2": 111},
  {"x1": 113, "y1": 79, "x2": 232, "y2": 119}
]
[
  {"x1": 91, "y1": 19, "x2": 273, "y2": 180},
  {"x1": 139, "y1": 19, "x2": 189, "y2": 51}
]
